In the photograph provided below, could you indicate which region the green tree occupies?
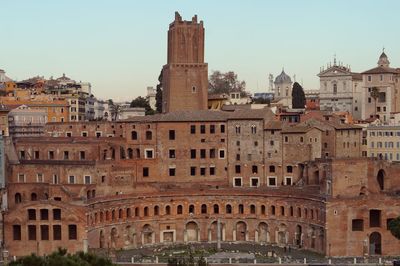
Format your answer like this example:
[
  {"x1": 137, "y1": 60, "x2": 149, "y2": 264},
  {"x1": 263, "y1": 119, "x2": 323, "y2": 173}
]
[
  {"x1": 389, "y1": 217, "x2": 400, "y2": 240},
  {"x1": 155, "y1": 69, "x2": 163, "y2": 113},
  {"x1": 370, "y1": 87, "x2": 380, "y2": 118},
  {"x1": 291, "y1": 82, "x2": 306, "y2": 109},
  {"x1": 130, "y1": 96, "x2": 155, "y2": 115},
  {"x1": 208, "y1": 70, "x2": 246, "y2": 95},
  {"x1": 9, "y1": 248, "x2": 114, "y2": 266}
]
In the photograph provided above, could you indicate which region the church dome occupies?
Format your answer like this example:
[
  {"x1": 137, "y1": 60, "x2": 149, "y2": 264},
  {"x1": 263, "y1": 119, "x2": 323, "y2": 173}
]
[{"x1": 274, "y1": 69, "x2": 292, "y2": 84}]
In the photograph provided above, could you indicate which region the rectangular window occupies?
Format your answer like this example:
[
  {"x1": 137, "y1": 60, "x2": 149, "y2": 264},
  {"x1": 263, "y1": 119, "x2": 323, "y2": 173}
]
[
  {"x1": 169, "y1": 167, "x2": 176, "y2": 176},
  {"x1": 68, "y1": 225, "x2": 77, "y2": 240},
  {"x1": 143, "y1": 167, "x2": 149, "y2": 177},
  {"x1": 19, "y1": 150, "x2": 26, "y2": 160},
  {"x1": 285, "y1": 176, "x2": 292, "y2": 186},
  {"x1": 190, "y1": 167, "x2": 196, "y2": 176},
  {"x1": 219, "y1": 149, "x2": 225, "y2": 159},
  {"x1": 53, "y1": 209, "x2": 61, "y2": 220},
  {"x1": 37, "y1": 173, "x2": 43, "y2": 183},
  {"x1": 190, "y1": 125, "x2": 196, "y2": 134},
  {"x1": 198, "y1": 167, "x2": 205, "y2": 176},
  {"x1": 268, "y1": 176, "x2": 277, "y2": 187},
  {"x1": 210, "y1": 166, "x2": 215, "y2": 175},
  {"x1": 251, "y1": 177, "x2": 259, "y2": 187},
  {"x1": 53, "y1": 174, "x2": 59, "y2": 184},
  {"x1": 80, "y1": 151, "x2": 86, "y2": 160},
  {"x1": 234, "y1": 177, "x2": 242, "y2": 187},
  {"x1": 145, "y1": 149, "x2": 154, "y2": 159},
  {"x1": 18, "y1": 173, "x2": 25, "y2": 183},
  {"x1": 64, "y1": 151, "x2": 69, "y2": 160},
  {"x1": 220, "y1": 124, "x2": 225, "y2": 133},
  {"x1": 41, "y1": 225, "x2": 49, "y2": 240},
  {"x1": 352, "y1": 219, "x2": 364, "y2": 231},
  {"x1": 200, "y1": 125, "x2": 206, "y2": 134},
  {"x1": 210, "y1": 125, "x2": 215, "y2": 134},
  {"x1": 169, "y1": 130, "x2": 175, "y2": 140},
  {"x1": 84, "y1": 175, "x2": 91, "y2": 184},
  {"x1": 40, "y1": 209, "x2": 49, "y2": 220},
  {"x1": 28, "y1": 225, "x2": 36, "y2": 240},
  {"x1": 49, "y1": 151, "x2": 55, "y2": 160},
  {"x1": 13, "y1": 225, "x2": 21, "y2": 240},
  {"x1": 169, "y1": 149, "x2": 176, "y2": 159},
  {"x1": 369, "y1": 209, "x2": 381, "y2": 227},
  {"x1": 200, "y1": 149, "x2": 206, "y2": 159},
  {"x1": 53, "y1": 225, "x2": 62, "y2": 240},
  {"x1": 209, "y1": 149, "x2": 216, "y2": 158},
  {"x1": 69, "y1": 176, "x2": 75, "y2": 184},
  {"x1": 235, "y1": 165, "x2": 241, "y2": 174},
  {"x1": 28, "y1": 209, "x2": 36, "y2": 220},
  {"x1": 190, "y1": 149, "x2": 196, "y2": 159},
  {"x1": 34, "y1": 150, "x2": 40, "y2": 159}
]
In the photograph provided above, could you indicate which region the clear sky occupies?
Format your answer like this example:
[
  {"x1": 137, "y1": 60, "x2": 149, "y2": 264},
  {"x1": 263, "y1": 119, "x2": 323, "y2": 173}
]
[{"x1": 1, "y1": 0, "x2": 399, "y2": 101}]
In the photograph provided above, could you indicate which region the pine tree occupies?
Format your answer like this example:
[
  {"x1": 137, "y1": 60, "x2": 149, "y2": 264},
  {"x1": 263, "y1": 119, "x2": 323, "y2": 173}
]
[
  {"x1": 155, "y1": 69, "x2": 163, "y2": 113},
  {"x1": 291, "y1": 82, "x2": 306, "y2": 109}
]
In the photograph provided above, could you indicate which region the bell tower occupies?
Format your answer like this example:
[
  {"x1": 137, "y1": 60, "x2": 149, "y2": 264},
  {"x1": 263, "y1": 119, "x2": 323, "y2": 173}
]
[{"x1": 162, "y1": 12, "x2": 208, "y2": 113}]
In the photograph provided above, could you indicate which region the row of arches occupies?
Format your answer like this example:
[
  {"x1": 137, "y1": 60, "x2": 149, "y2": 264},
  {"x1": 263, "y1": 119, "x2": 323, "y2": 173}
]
[
  {"x1": 95, "y1": 220, "x2": 324, "y2": 253},
  {"x1": 88, "y1": 201, "x2": 324, "y2": 226}
]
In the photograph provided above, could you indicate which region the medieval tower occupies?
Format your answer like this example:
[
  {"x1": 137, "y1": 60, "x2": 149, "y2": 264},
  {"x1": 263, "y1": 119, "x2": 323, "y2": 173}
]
[{"x1": 162, "y1": 12, "x2": 208, "y2": 113}]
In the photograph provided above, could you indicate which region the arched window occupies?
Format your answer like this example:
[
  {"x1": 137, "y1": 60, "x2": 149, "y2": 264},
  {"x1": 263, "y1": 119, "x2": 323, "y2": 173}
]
[
  {"x1": 91, "y1": 190, "x2": 96, "y2": 198},
  {"x1": 238, "y1": 204, "x2": 244, "y2": 214},
  {"x1": 333, "y1": 83, "x2": 337, "y2": 94},
  {"x1": 298, "y1": 207, "x2": 302, "y2": 217},
  {"x1": 377, "y1": 169, "x2": 385, "y2": 190},
  {"x1": 119, "y1": 209, "x2": 123, "y2": 219},
  {"x1": 112, "y1": 210, "x2": 116, "y2": 221},
  {"x1": 201, "y1": 204, "x2": 207, "y2": 214},
  {"x1": 131, "y1": 131, "x2": 138, "y2": 140},
  {"x1": 146, "y1": 131, "x2": 152, "y2": 140},
  {"x1": 165, "y1": 205, "x2": 171, "y2": 215},
  {"x1": 250, "y1": 204, "x2": 256, "y2": 214},
  {"x1": 261, "y1": 205, "x2": 266, "y2": 215},
  {"x1": 177, "y1": 205, "x2": 183, "y2": 215},
  {"x1": 280, "y1": 206, "x2": 285, "y2": 216},
  {"x1": 144, "y1": 207, "x2": 149, "y2": 216},
  {"x1": 213, "y1": 204, "x2": 219, "y2": 214},
  {"x1": 15, "y1": 193, "x2": 22, "y2": 204},
  {"x1": 126, "y1": 208, "x2": 131, "y2": 218},
  {"x1": 127, "y1": 148, "x2": 133, "y2": 159},
  {"x1": 135, "y1": 207, "x2": 139, "y2": 217},
  {"x1": 100, "y1": 211, "x2": 104, "y2": 222},
  {"x1": 290, "y1": 206, "x2": 294, "y2": 216},
  {"x1": 226, "y1": 204, "x2": 232, "y2": 214},
  {"x1": 271, "y1": 205, "x2": 276, "y2": 215},
  {"x1": 154, "y1": 206, "x2": 159, "y2": 216},
  {"x1": 189, "y1": 204, "x2": 195, "y2": 214},
  {"x1": 31, "y1": 193, "x2": 37, "y2": 201}
]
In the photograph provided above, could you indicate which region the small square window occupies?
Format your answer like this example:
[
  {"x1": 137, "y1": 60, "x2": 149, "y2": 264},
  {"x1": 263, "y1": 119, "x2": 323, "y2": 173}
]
[
  {"x1": 200, "y1": 167, "x2": 206, "y2": 176},
  {"x1": 234, "y1": 177, "x2": 242, "y2": 187},
  {"x1": 169, "y1": 167, "x2": 176, "y2": 176},
  {"x1": 251, "y1": 178, "x2": 259, "y2": 187},
  {"x1": 268, "y1": 176, "x2": 277, "y2": 187}
]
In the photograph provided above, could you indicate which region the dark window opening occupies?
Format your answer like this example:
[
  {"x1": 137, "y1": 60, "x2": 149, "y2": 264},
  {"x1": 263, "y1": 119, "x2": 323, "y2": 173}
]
[
  {"x1": 53, "y1": 225, "x2": 62, "y2": 240},
  {"x1": 41, "y1": 225, "x2": 49, "y2": 240},
  {"x1": 13, "y1": 225, "x2": 21, "y2": 240},
  {"x1": 201, "y1": 204, "x2": 207, "y2": 214},
  {"x1": 28, "y1": 209, "x2": 36, "y2": 220},
  {"x1": 370, "y1": 209, "x2": 381, "y2": 227},
  {"x1": 352, "y1": 219, "x2": 364, "y2": 231},
  {"x1": 28, "y1": 225, "x2": 36, "y2": 240},
  {"x1": 169, "y1": 130, "x2": 175, "y2": 140},
  {"x1": 40, "y1": 209, "x2": 49, "y2": 220},
  {"x1": 53, "y1": 209, "x2": 61, "y2": 220},
  {"x1": 68, "y1": 224, "x2": 77, "y2": 240},
  {"x1": 238, "y1": 204, "x2": 244, "y2": 214},
  {"x1": 226, "y1": 204, "x2": 232, "y2": 214}
]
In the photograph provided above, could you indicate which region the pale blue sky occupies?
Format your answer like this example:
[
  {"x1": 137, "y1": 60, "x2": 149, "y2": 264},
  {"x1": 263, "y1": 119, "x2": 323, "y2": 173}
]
[{"x1": 1, "y1": 0, "x2": 399, "y2": 101}]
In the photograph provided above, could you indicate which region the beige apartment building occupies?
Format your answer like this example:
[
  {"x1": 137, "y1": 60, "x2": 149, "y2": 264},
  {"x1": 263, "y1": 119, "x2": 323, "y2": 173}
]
[{"x1": 366, "y1": 125, "x2": 400, "y2": 161}]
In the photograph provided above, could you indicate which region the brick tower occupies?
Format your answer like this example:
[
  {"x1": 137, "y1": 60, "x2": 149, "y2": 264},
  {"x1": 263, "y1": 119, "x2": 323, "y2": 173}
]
[{"x1": 162, "y1": 12, "x2": 208, "y2": 113}]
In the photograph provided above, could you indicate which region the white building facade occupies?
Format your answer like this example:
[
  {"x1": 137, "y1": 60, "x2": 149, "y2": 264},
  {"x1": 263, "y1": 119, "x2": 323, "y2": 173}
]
[{"x1": 318, "y1": 59, "x2": 362, "y2": 119}]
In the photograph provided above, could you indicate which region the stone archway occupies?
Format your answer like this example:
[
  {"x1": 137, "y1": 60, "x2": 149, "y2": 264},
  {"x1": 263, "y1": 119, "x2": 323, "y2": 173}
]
[
  {"x1": 110, "y1": 227, "x2": 118, "y2": 249},
  {"x1": 235, "y1": 221, "x2": 247, "y2": 241},
  {"x1": 295, "y1": 225, "x2": 302, "y2": 247},
  {"x1": 142, "y1": 224, "x2": 154, "y2": 245},
  {"x1": 209, "y1": 221, "x2": 225, "y2": 242},
  {"x1": 277, "y1": 223, "x2": 288, "y2": 245},
  {"x1": 185, "y1": 222, "x2": 199, "y2": 242},
  {"x1": 258, "y1": 222, "x2": 269, "y2": 243},
  {"x1": 99, "y1": 230, "x2": 105, "y2": 248},
  {"x1": 369, "y1": 232, "x2": 382, "y2": 255}
]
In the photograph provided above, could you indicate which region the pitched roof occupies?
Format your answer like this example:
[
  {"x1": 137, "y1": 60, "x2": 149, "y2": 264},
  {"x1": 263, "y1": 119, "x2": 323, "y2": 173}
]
[{"x1": 361, "y1": 66, "x2": 399, "y2": 74}]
